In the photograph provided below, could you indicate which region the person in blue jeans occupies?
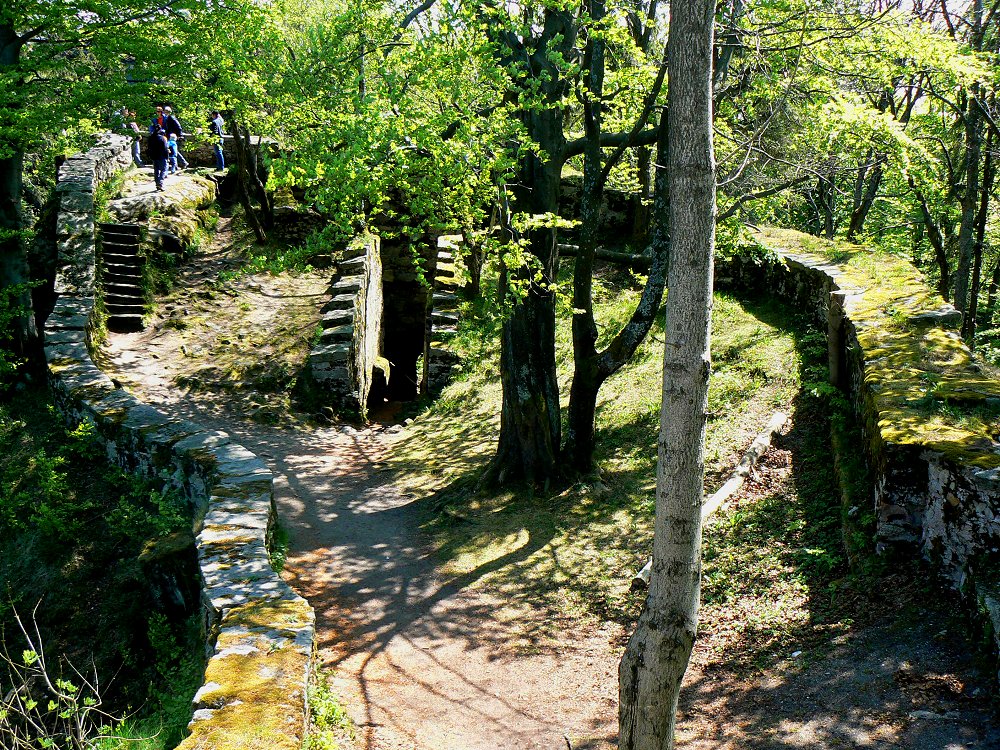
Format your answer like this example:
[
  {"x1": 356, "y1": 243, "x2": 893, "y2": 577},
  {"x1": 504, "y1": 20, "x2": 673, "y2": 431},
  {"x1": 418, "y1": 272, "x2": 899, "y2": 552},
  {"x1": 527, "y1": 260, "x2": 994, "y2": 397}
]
[
  {"x1": 147, "y1": 129, "x2": 169, "y2": 191},
  {"x1": 167, "y1": 133, "x2": 188, "y2": 173},
  {"x1": 127, "y1": 111, "x2": 144, "y2": 167},
  {"x1": 209, "y1": 111, "x2": 225, "y2": 170}
]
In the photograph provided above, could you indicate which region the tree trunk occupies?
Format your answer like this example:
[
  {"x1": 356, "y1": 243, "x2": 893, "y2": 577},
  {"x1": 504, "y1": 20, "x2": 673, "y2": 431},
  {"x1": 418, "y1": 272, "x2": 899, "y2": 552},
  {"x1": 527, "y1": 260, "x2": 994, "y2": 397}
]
[
  {"x1": 619, "y1": 2, "x2": 716, "y2": 748},
  {"x1": 461, "y1": 221, "x2": 485, "y2": 299},
  {"x1": 846, "y1": 153, "x2": 884, "y2": 241},
  {"x1": 964, "y1": 129, "x2": 993, "y2": 341},
  {"x1": 954, "y1": 91, "x2": 982, "y2": 320},
  {"x1": 632, "y1": 146, "x2": 652, "y2": 245},
  {"x1": 0, "y1": 25, "x2": 39, "y2": 364},
  {"x1": 564, "y1": 0, "x2": 607, "y2": 475},
  {"x1": 912, "y1": 181, "x2": 950, "y2": 300},
  {"x1": 486, "y1": 108, "x2": 564, "y2": 487},
  {"x1": 244, "y1": 128, "x2": 274, "y2": 229},
  {"x1": 485, "y1": 7, "x2": 576, "y2": 488},
  {"x1": 565, "y1": 112, "x2": 670, "y2": 475},
  {"x1": 819, "y1": 174, "x2": 835, "y2": 239},
  {"x1": 231, "y1": 124, "x2": 267, "y2": 243},
  {"x1": 984, "y1": 255, "x2": 1000, "y2": 321}
]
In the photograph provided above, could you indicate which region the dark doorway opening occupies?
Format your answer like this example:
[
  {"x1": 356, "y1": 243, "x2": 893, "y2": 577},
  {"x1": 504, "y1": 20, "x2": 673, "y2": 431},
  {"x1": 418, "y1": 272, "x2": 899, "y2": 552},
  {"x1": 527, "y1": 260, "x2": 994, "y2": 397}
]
[{"x1": 366, "y1": 240, "x2": 434, "y2": 417}]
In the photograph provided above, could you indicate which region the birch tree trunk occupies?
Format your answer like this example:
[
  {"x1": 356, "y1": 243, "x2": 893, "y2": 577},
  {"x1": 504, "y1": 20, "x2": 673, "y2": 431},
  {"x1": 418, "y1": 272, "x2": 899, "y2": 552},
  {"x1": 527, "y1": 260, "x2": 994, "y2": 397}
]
[{"x1": 618, "y1": 1, "x2": 716, "y2": 747}]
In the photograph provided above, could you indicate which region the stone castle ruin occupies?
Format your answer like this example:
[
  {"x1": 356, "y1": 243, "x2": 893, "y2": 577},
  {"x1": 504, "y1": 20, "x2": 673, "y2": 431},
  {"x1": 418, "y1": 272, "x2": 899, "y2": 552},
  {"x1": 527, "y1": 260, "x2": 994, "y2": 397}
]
[{"x1": 41, "y1": 134, "x2": 1000, "y2": 747}]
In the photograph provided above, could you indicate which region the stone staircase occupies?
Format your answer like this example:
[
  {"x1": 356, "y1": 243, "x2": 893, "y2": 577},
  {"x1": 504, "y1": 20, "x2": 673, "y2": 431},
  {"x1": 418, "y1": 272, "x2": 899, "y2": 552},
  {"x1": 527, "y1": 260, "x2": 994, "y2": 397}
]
[
  {"x1": 310, "y1": 250, "x2": 368, "y2": 415},
  {"x1": 99, "y1": 222, "x2": 144, "y2": 332},
  {"x1": 426, "y1": 235, "x2": 464, "y2": 393}
]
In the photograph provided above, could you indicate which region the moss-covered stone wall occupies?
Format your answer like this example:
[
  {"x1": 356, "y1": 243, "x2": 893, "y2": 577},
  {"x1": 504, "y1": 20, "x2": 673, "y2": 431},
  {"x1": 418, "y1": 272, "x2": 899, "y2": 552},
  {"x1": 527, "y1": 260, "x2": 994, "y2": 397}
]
[
  {"x1": 46, "y1": 134, "x2": 315, "y2": 750},
  {"x1": 721, "y1": 227, "x2": 1000, "y2": 588}
]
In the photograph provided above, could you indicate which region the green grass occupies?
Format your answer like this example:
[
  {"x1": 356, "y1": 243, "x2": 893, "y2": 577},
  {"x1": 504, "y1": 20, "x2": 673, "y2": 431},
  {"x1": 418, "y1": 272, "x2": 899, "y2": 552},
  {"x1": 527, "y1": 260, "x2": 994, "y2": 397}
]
[
  {"x1": 386, "y1": 265, "x2": 846, "y2": 656},
  {"x1": 304, "y1": 668, "x2": 356, "y2": 750},
  {"x1": 269, "y1": 521, "x2": 290, "y2": 573}
]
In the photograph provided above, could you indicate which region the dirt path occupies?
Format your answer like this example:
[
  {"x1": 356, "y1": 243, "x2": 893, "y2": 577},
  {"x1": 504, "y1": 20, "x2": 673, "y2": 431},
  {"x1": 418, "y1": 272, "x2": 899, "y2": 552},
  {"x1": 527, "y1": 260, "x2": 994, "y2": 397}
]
[
  {"x1": 98, "y1": 217, "x2": 997, "y2": 750},
  {"x1": 100, "y1": 220, "x2": 621, "y2": 750}
]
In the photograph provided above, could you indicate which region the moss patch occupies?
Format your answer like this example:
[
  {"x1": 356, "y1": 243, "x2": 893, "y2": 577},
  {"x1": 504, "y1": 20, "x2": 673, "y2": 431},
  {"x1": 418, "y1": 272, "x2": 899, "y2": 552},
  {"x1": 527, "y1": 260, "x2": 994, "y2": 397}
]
[
  {"x1": 225, "y1": 597, "x2": 313, "y2": 631},
  {"x1": 176, "y1": 598, "x2": 312, "y2": 750},
  {"x1": 754, "y1": 227, "x2": 1000, "y2": 469}
]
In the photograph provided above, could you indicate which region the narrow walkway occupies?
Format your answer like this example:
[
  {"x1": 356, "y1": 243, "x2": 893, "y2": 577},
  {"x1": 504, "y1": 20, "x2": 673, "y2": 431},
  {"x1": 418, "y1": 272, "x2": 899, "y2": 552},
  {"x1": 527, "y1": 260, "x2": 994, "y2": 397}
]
[{"x1": 98, "y1": 224, "x2": 620, "y2": 750}]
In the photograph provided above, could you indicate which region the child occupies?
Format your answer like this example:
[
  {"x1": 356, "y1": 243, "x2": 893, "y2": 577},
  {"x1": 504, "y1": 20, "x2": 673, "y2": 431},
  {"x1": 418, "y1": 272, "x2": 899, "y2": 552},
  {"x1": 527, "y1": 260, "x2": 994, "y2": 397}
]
[{"x1": 166, "y1": 133, "x2": 189, "y2": 174}]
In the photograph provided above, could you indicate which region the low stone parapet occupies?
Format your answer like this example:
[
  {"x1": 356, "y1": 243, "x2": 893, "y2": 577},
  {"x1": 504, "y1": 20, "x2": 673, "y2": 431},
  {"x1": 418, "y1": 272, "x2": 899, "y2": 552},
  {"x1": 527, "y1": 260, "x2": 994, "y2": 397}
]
[
  {"x1": 722, "y1": 227, "x2": 1000, "y2": 588},
  {"x1": 46, "y1": 133, "x2": 315, "y2": 749},
  {"x1": 310, "y1": 233, "x2": 382, "y2": 419}
]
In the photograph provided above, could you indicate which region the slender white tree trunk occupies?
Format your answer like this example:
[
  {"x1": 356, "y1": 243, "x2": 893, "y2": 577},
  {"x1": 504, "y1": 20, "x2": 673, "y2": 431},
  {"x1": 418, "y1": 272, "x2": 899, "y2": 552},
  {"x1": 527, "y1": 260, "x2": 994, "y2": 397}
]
[{"x1": 618, "y1": 2, "x2": 716, "y2": 748}]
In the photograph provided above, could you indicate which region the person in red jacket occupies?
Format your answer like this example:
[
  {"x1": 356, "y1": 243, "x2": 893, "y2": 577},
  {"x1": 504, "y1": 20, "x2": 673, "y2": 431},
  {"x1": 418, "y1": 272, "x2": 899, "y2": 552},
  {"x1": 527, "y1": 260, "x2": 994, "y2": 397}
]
[{"x1": 149, "y1": 105, "x2": 166, "y2": 133}]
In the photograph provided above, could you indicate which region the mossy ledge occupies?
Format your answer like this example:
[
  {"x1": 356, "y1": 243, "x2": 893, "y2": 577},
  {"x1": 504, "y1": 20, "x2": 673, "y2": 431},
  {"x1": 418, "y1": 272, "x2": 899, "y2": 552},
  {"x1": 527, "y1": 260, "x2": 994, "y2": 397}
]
[
  {"x1": 720, "y1": 227, "x2": 1000, "y2": 588},
  {"x1": 43, "y1": 133, "x2": 316, "y2": 750}
]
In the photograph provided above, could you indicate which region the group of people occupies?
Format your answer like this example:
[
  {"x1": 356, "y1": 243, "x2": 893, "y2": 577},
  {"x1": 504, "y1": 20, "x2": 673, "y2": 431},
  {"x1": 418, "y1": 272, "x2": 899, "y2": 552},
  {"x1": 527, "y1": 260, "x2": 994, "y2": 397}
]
[{"x1": 115, "y1": 105, "x2": 227, "y2": 193}]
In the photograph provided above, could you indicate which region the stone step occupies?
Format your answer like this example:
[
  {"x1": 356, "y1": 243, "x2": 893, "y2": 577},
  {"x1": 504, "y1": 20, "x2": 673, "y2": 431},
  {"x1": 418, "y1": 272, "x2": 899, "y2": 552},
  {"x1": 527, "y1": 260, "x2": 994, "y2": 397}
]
[
  {"x1": 321, "y1": 294, "x2": 357, "y2": 312},
  {"x1": 437, "y1": 251, "x2": 454, "y2": 261},
  {"x1": 310, "y1": 342, "x2": 351, "y2": 366},
  {"x1": 104, "y1": 261, "x2": 141, "y2": 274},
  {"x1": 338, "y1": 256, "x2": 366, "y2": 274},
  {"x1": 433, "y1": 291, "x2": 459, "y2": 308},
  {"x1": 105, "y1": 304, "x2": 145, "y2": 317},
  {"x1": 104, "y1": 282, "x2": 142, "y2": 296},
  {"x1": 104, "y1": 298, "x2": 143, "y2": 309},
  {"x1": 319, "y1": 325, "x2": 353, "y2": 344},
  {"x1": 433, "y1": 325, "x2": 458, "y2": 338},
  {"x1": 328, "y1": 276, "x2": 363, "y2": 294},
  {"x1": 103, "y1": 253, "x2": 141, "y2": 266},
  {"x1": 107, "y1": 314, "x2": 144, "y2": 332},
  {"x1": 321, "y1": 309, "x2": 354, "y2": 328},
  {"x1": 428, "y1": 345, "x2": 459, "y2": 363},
  {"x1": 101, "y1": 233, "x2": 140, "y2": 247},
  {"x1": 104, "y1": 294, "x2": 144, "y2": 307},
  {"x1": 102, "y1": 240, "x2": 140, "y2": 252},
  {"x1": 432, "y1": 312, "x2": 459, "y2": 326},
  {"x1": 99, "y1": 222, "x2": 141, "y2": 236},
  {"x1": 103, "y1": 272, "x2": 141, "y2": 287}
]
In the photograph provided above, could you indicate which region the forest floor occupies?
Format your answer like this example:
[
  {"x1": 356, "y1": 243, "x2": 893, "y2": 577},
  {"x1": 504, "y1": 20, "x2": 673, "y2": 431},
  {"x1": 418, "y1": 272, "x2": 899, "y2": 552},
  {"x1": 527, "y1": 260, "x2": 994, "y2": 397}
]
[{"x1": 97, "y1": 206, "x2": 999, "y2": 750}]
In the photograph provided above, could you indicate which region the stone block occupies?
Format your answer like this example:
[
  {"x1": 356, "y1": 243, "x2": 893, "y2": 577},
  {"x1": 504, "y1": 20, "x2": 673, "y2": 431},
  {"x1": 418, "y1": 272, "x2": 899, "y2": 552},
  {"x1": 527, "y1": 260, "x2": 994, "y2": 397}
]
[
  {"x1": 122, "y1": 403, "x2": 176, "y2": 433},
  {"x1": 58, "y1": 368, "x2": 115, "y2": 398},
  {"x1": 54, "y1": 260, "x2": 97, "y2": 296},
  {"x1": 45, "y1": 341, "x2": 90, "y2": 365},
  {"x1": 174, "y1": 430, "x2": 232, "y2": 455},
  {"x1": 975, "y1": 468, "x2": 1000, "y2": 493},
  {"x1": 58, "y1": 189, "x2": 95, "y2": 214},
  {"x1": 908, "y1": 307, "x2": 963, "y2": 329},
  {"x1": 56, "y1": 210, "x2": 95, "y2": 239}
]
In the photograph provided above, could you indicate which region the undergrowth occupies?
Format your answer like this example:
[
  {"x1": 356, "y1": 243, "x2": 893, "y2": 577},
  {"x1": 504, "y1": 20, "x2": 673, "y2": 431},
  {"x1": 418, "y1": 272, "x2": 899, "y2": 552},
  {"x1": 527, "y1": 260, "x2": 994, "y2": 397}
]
[
  {"x1": 0, "y1": 387, "x2": 204, "y2": 748},
  {"x1": 304, "y1": 668, "x2": 356, "y2": 750},
  {"x1": 219, "y1": 206, "x2": 322, "y2": 279}
]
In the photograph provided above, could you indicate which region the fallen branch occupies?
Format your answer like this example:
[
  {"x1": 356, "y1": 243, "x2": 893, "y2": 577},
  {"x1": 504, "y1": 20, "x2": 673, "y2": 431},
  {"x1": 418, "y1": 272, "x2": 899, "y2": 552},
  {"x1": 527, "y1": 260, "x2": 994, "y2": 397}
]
[
  {"x1": 558, "y1": 244, "x2": 652, "y2": 270},
  {"x1": 631, "y1": 410, "x2": 789, "y2": 589}
]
